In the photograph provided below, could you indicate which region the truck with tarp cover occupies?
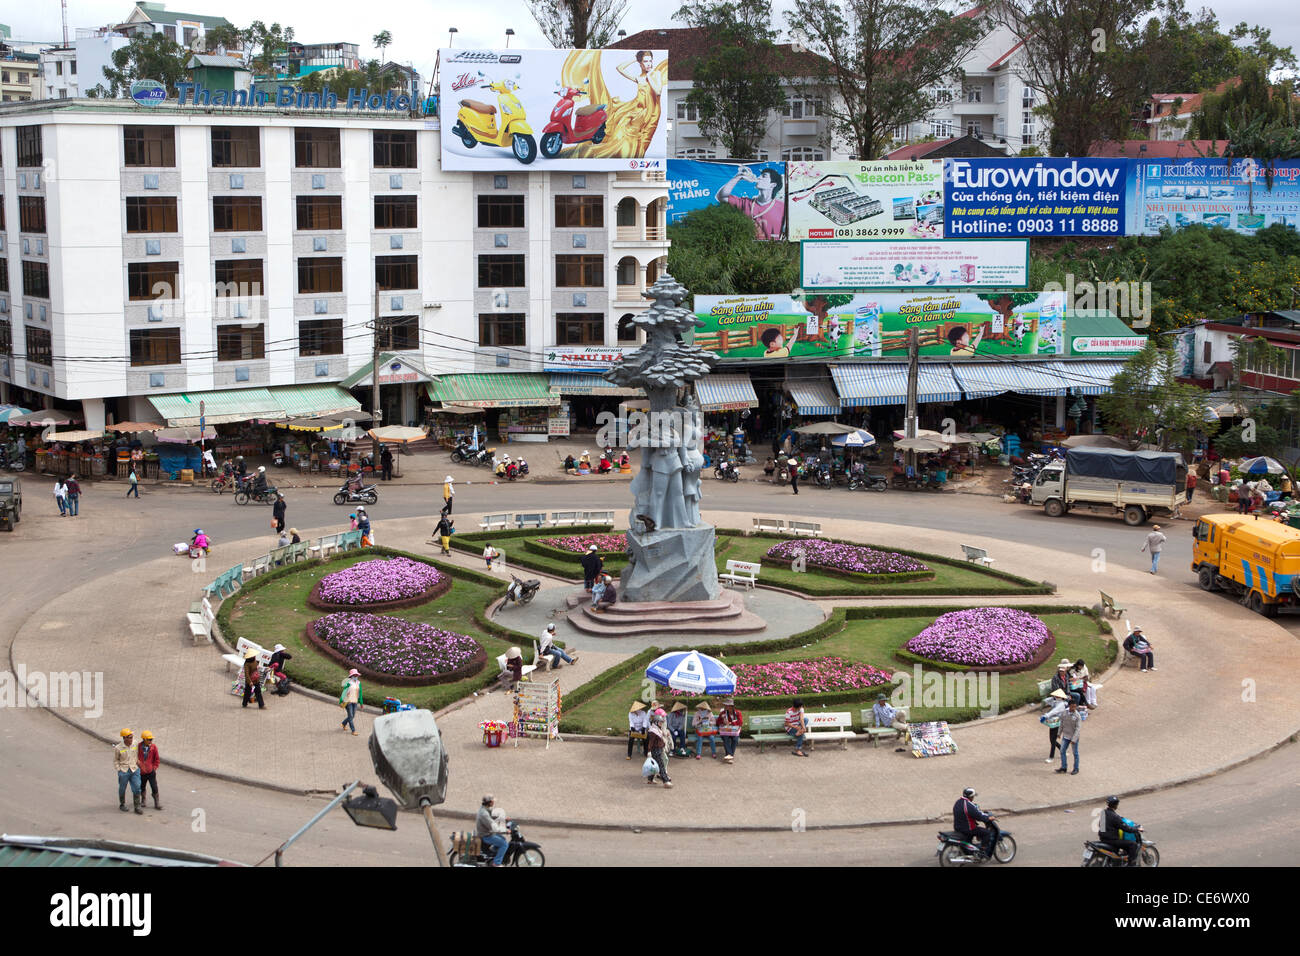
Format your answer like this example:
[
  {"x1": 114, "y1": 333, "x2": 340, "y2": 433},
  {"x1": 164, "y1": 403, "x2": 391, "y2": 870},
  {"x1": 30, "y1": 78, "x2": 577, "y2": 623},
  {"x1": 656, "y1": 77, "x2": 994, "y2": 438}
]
[{"x1": 1030, "y1": 447, "x2": 1185, "y2": 525}]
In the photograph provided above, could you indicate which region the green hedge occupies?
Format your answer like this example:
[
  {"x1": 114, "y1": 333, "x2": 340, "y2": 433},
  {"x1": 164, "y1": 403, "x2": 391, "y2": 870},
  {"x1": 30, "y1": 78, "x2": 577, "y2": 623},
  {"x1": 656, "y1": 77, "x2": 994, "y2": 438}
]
[{"x1": 561, "y1": 646, "x2": 663, "y2": 714}]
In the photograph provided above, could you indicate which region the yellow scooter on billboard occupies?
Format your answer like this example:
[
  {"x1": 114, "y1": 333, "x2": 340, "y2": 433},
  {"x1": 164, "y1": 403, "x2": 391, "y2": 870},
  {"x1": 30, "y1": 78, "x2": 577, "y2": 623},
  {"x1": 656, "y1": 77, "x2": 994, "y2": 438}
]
[{"x1": 451, "y1": 74, "x2": 537, "y2": 165}]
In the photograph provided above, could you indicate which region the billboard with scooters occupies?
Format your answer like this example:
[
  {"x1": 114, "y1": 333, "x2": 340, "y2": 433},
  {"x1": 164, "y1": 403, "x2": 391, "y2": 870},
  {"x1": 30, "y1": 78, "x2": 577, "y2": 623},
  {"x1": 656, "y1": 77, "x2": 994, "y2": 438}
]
[{"x1": 439, "y1": 48, "x2": 668, "y2": 170}]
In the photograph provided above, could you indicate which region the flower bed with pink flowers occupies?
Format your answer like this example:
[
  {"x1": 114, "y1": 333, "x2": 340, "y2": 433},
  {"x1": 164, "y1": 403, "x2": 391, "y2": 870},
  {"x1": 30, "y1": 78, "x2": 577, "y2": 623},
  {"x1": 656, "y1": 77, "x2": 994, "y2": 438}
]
[
  {"x1": 903, "y1": 607, "x2": 1056, "y2": 672},
  {"x1": 305, "y1": 612, "x2": 487, "y2": 686},
  {"x1": 764, "y1": 539, "x2": 933, "y2": 579},
  {"x1": 539, "y1": 533, "x2": 627, "y2": 553},
  {"x1": 308, "y1": 557, "x2": 452, "y2": 612},
  {"x1": 730, "y1": 657, "x2": 895, "y2": 697}
]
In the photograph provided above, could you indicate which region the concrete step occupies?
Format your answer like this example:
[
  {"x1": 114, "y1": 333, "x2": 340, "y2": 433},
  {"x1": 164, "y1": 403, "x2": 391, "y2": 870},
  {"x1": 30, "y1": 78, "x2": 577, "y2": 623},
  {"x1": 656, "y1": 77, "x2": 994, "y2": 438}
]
[
  {"x1": 577, "y1": 601, "x2": 744, "y2": 624},
  {"x1": 566, "y1": 606, "x2": 768, "y2": 637},
  {"x1": 563, "y1": 592, "x2": 742, "y2": 613}
]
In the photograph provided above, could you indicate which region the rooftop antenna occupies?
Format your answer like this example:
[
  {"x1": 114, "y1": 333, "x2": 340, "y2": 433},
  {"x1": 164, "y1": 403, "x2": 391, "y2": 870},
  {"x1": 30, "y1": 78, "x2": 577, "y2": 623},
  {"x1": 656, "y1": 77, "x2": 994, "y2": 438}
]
[{"x1": 61, "y1": 0, "x2": 70, "y2": 46}]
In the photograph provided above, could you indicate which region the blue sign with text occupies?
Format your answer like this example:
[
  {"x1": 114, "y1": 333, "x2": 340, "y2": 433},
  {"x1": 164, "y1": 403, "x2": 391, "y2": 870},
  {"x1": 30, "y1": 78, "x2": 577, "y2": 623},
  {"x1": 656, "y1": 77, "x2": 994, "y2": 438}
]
[
  {"x1": 667, "y1": 159, "x2": 788, "y2": 240},
  {"x1": 944, "y1": 158, "x2": 1129, "y2": 237}
]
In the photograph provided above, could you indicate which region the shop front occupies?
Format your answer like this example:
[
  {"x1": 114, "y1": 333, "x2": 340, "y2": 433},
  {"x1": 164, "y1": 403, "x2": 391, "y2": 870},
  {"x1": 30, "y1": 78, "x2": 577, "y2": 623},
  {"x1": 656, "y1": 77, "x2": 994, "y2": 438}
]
[
  {"x1": 426, "y1": 373, "x2": 560, "y2": 444},
  {"x1": 548, "y1": 373, "x2": 646, "y2": 434},
  {"x1": 338, "y1": 354, "x2": 431, "y2": 430}
]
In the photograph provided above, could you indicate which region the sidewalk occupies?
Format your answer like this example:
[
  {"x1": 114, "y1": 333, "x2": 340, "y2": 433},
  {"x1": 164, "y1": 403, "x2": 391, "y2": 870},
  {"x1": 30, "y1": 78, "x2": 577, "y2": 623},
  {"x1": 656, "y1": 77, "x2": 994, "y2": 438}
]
[{"x1": 11, "y1": 507, "x2": 1300, "y2": 829}]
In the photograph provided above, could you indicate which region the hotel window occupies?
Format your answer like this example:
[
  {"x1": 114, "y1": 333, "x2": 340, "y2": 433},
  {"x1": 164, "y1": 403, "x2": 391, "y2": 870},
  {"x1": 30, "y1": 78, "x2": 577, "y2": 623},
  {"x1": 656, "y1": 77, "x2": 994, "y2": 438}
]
[
  {"x1": 478, "y1": 255, "x2": 525, "y2": 287},
  {"x1": 678, "y1": 148, "x2": 717, "y2": 159},
  {"x1": 477, "y1": 195, "x2": 525, "y2": 228},
  {"x1": 211, "y1": 127, "x2": 261, "y2": 167},
  {"x1": 375, "y1": 255, "x2": 418, "y2": 290},
  {"x1": 617, "y1": 314, "x2": 639, "y2": 342},
  {"x1": 125, "y1": 197, "x2": 178, "y2": 233},
  {"x1": 18, "y1": 197, "x2": 46, "y2": 233},
  {"x1": 675, "y1": 102, "x2": 699, "y2": 122},
  {"x1": 16, "y1": 126, "x2": 42, "y2": 167},
  {"x1": 929, "y1": 119, "x2": 954, "y2": 139},
  {"x1": 374, "y1": 196, "x2": 417, "y2": 229},
  {"x1": 780, "y1": 147, "x2": 824, "y2": 161},
  {"x1": 212, "y1": 196, "x2": 263, "y2": 232},
  {"x1": 297, "y1": 257, "x2": 343, "y2": 294},
  {"x1": 965, "y1": 87, "x2": 982, "y2": 104},
  {"x1": 0, "y1": 320, "x2": 10, "y2": 353},
  {"x1": 967, "y1": 122, "x2": 982, "y2": 137},
  {"x1": 373, "y1": 130, "x2": 416, "y2": 168},
  {"x1": 780, "y1": 97, "x2": 822, "y2": 119},
  {"x1": 0, "y1": 259, "x2": 7, "y2": 293},
  {"x1": 298, "y1": 318, "x2": 343, "y2": 355},
  {"x1": 295, "y1": 196, "x2": 342, "y2": 230},
  {"x1": 479, "y1": 313, "x2": 525, "y2": 347},
  {"x1": 217, "y1": 324, "x2": 265, "y2": 361},
  {"x1": 294, "y1": 128, "x2": 341, "y2": 168},
  {"x1": 124, "y1": 126, "x2": 175, "y2": 166},
  {"x1": 555, "y1": 196, "x2": 603, "y2": 228},
  {"x1": 214, "y1": 259, "x2": 264, "y2": 294},
  {"x1": 22, "y1": 261, "x2": 50, "y2": 298},
  {"x1": 127, "y1": 261, "x2": 179, "y2": 300},
  {"x1": 377, "y1": 315, "x2": 419, "y2": 351},
  {"x1": 554, "y1": 255, "x2": 603, "y2": 288},
  {"x1": 129, "y1": 328, "x2": 181, "y2": 366},
  {"x1": 25, "y1": 325, "x2": 52, "y2": 366},
  {"x1": 555, "y1": 313, "x2": 603, "y2": 345}
]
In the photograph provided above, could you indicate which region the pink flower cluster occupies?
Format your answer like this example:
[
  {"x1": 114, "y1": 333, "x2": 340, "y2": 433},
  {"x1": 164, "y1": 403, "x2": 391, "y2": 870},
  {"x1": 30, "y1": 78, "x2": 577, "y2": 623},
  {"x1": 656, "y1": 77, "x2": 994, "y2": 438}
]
[
  {"x1": 906, "y1": 607, "x2": 1050, "y2": 666},
  {"x1": 317, "y1": 557, "x2": 445, "y2": 605},
  {"x1": 313, "y1": 612, "x2": 481, "y2": 677},
  {"x1": 765, "y1": 539, "x2": 929, "y2": 575},
  {"x1": 730, "y1": 657, "x2": 894, "y2": 697},
  {"x1": 541, "y1": 533, "x2": 627, "y2": 553}
]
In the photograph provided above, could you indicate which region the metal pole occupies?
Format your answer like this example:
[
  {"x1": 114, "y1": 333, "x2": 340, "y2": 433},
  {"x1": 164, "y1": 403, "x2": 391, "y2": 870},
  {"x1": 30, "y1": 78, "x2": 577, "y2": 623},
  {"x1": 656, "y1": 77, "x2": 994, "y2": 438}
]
[
  {"x1": 273, "y1": 780, "x2": 361, "y2": 867},
  {"x1": 905, "y1": 327, "x2": 919, "y2": 472},
  {"x1": 372, "y1": 286, "x2": 382, "y2": 469},
  {"x1": 421, "y1": 798, "x2": 449, "y2": 867}
]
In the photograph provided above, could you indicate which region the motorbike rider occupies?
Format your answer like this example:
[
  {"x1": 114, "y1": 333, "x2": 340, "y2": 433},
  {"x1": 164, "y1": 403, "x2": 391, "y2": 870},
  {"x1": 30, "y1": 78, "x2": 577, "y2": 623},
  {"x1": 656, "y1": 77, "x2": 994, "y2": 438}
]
[
  {"x1": 1099, "y1": 795, "x2": 1141, "y2": 866},
  {"x1": 251, "y1": 465, "x2": 268, "y2": 495},
  {"x1": 190, "y1": 529, "x2": 210, "y2": 554},
  {"x1": 953, "y1": 787, "x2": 998, "y2": 859},
  {"x1": 476, "y1": 794, "x2": 509, "y2": 867}
]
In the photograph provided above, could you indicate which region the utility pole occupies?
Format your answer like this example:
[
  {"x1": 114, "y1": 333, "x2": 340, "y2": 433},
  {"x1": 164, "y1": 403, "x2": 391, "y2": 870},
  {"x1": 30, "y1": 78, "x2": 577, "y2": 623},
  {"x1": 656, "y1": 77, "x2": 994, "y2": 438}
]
[
  {"x1": 370, "y1": 285, "x2": 385, "y2": 469},
  {"x1": 904, "y1": 327, "x2": 919, "y2": 472}
]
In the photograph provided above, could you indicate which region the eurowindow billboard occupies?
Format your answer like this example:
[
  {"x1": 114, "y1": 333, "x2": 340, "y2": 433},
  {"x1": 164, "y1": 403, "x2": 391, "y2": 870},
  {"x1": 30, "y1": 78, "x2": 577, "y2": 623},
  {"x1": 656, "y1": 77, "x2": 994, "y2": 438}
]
[
  {"x1": 1128, "y1": 158, "x2": 1300, "y2": 235},
  {"x1": 693, "y1": 291, "x2": 1066, "y2": 360},
  {"x1": 667, "y1": 160, "x2": 788, "y2": 239},
  {"x1": 439, "y1": 48, "x2": 668, "y2": 170},
  {"x1": 787, "y1": 159, "x2": 945, "y2": 240},
  {"x1": 944, "y1": 158, "x2": 1128, "y2": 237}
]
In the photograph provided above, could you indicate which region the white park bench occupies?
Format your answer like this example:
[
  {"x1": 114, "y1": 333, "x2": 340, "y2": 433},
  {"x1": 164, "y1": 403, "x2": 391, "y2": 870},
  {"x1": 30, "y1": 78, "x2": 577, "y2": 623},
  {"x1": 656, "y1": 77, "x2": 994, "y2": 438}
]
[
  {"x1": 516, "y1": 512, "x2": 548, "y2": 529},
  {"x1": 789, "y1": 520, "x2": 823, "y2": 537},
  {"x1": 719, "y1": 559, "x2": 760, "y2": 589},
  {"x1": 749, "y1": 712, "x2": 857, "y2": 751},
  {"x1": 312, "y1": 533, "x2": 341, "y2": 559},
  {"x1": 242, "y1": 553, "x2": 271, "y2": 578},
  {"x1": 479, "y1": 513, "x2": 511, "y2": 531},
  {"x1": 582, "y1": 510, "x2": 615, "y2": 525},
  {"x1": 549, "y1": 511, "x2": 580, "y2": 526},
  {"x1": 752, "y1": 516, "x2": 785, "y2": 534},
  {"x1": 961, "y1": 544, "x2": 995, "y2": 566},
  {"x1": 186, "y1": 598, "x2": 215, "y2": 645}
]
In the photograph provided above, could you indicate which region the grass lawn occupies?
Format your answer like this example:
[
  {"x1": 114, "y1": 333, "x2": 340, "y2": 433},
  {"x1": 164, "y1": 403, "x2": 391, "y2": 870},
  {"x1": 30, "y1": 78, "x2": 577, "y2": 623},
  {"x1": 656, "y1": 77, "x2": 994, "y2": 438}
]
[
  {"x1": 559, "y1": 610, "x2": 1113, "y2": 735},
  {"x1": 219, "y1": 550, "x2": 523, "y2": 711}
]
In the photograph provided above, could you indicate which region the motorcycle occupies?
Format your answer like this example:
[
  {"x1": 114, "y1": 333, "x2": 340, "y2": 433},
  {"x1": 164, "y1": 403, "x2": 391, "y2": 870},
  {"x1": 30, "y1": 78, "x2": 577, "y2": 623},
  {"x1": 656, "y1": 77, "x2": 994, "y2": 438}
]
[
  {"x1": 333, "y1": 480, "x2": 379, "y2": 506},
  {"x1": 451, "y1": 75, "x2": 537, "y2": 165},
  {"x1": 1082, "y1": 831, "x2": 1160, "y2": 868},
  {"x1": 849, "y1": 471, "x2": 889, "y2": 492},
  {"x1": 233, "y1": 485, "x2": 278, "y2": 506},
  {"x1": 504, "y1": 574, "x2": 540, "y2": 607},
  {"x1": 451, "y1": 441, "x2": 477, "y2": 463},
  {"x1": 813, "y1": 461, "x2": 834, "y2": 488},
  {"x1": 0, "y1": 446, "x2": 25, "y2": 472},
  {"x1": 540, "y1": 83, "x2": 607, "y2": 159},
  {"x1": 450, "y1": 821, "x2": 544, "y2": 867},
  {"x1": 472, "y1": 446, "x2": 495, "y2": 467},
  {"x1": 271, "y1": 449, "x2": 288, "y2": 467},
  {"x1": 714, "y1": 460, "x2": 740, "y2": 482},
  {"x1": 936, "y1": 822, "x2": 1017, "y2": 867}
]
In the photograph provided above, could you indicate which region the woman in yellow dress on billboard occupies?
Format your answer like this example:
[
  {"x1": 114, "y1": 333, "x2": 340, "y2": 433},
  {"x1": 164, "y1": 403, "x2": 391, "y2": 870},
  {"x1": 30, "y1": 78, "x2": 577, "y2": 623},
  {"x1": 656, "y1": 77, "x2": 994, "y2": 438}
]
[{"x1": 561, "y1": 50, "x2": 665, "y2": 158}]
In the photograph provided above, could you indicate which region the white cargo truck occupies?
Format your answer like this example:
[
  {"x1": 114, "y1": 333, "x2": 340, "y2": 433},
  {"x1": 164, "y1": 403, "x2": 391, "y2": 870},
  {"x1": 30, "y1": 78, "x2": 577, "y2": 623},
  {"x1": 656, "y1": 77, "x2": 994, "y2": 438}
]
[{"x1": 1030, "y1": 447, "x2": 1185, "y2": 526}]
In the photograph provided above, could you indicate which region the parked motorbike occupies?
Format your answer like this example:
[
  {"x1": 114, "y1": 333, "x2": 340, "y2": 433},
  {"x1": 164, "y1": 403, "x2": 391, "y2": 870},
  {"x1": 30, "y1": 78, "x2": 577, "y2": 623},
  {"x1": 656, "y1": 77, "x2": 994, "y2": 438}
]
[
  {"x1": 714, "y1": 460, "x2": 740, "y2": 482},
  {"x1": 472, "y1": 446, "x2": 495, "y2": 467},
  {"x1": 540, "y1": 83, "x2": 607, "y2": 158},
  {"x1": 504, "y1": 575, "x2": 540, "y2": 606},
  {"x1": 849, "y1": 471, "x2": 889, "y2": 492},
  {"x1": 233, "y1": 485, "x2": 278, "y2": 506},
  {"x1": 0, "y1": 447, "x2": 25, "y2": 472},
  {"x1": 1081, "y1": 831, "x2": 1160, "y2": 868},
  {"x1": 333, "y1": 480, "x2": 379, "y2": 506},
  {"x1": 271, "y1": 449, "x2": 288, "y2": 467},
  {"x1": 813, "y1": 461, "x2": 834, "y2": 488},
  {"x1": 450, "y1": 821, "x2": 544, "y2": 867},
  {"x1": 451, "y1": 75, "x2": 537, "y2": 165},
  {"x1": 936, "y1": 823, "x2": 1017, "y2": 867},
  {"x1": 451, "y1": 440, "x2": 477, "y2": 463}
]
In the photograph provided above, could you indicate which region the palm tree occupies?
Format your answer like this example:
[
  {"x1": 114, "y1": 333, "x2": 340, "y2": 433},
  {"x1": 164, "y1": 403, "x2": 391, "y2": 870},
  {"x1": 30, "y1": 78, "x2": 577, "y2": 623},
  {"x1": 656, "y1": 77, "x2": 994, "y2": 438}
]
[{"x1": 372, "y1": 30, "x2": 392, "y2": 65}]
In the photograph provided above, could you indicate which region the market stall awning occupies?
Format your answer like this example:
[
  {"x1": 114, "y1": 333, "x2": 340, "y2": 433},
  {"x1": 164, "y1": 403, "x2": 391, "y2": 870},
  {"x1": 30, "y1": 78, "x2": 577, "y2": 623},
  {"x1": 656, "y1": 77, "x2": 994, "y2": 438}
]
[
  {"x1": 785, "y1": 380, "x2": 841, "y2": 416},
  {"x1": 338, "y1": 354, "x2": 434, "y2": 389},
  {"x1": 149, "y1": 388, "x2": 281, "y2": 426},
  {"x1": 0, "y1": 405, "x2": 32, "y2": 424},
  {"x1": 109, "y1": 421, "x2": 164, "y2": 433},
  {"x1": 951, "y1": 361, "x2": 1075, "y2": 397},
  {"x1": 1043, "y1": 360, "x2": 1129, "y2": 396},
  {"x1": 48, "y1": 430, "x2": 103, "y2": 443},
  {"x1": 268, "y1": 385, "x2": 362, "y2": 420},
  {"x1": 695, "y1": 373, "x2": 758, "y2": 412},
  {"x1": 548, "y1": 373, "x2": 645, "y2": 397},
  {"x1": 6, "y1": 408, "x2": 81, "y2": 427},
  {"x1": 426, "y1": 373, "x2": 559, "y2": 408},
  {"x1": 829, "y1": 364, "x2": 962, "y2": 407}
]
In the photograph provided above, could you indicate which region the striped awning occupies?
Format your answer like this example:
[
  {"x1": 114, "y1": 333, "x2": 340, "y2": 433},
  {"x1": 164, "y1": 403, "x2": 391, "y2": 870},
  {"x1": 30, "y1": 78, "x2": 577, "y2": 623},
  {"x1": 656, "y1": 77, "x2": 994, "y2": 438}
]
[
  {"x1": 829, "y1": 364, "x2": 962, "y2": 407},
  {"x1": 1045, "y1": 360, "x2": 1129, "y2": 396},
  {"x1": 549, "y1": 373, "x2": 645, "y2": 397},
  {"x1": 951, "y1": 362, "x2": 1074, "y2": 398},
  {"x1": 149, "y1": 388, "x2": 281, "y2": 426},
  {"x1": 786, "y1": 380, "x2": 841, "y2": 416},
  {"x1": 695, "y1": 374, "x2": 758, "y2": 412},
  {"x1": 426, "y1": 373, "x2": 560, "y2": 408},
  {"x1": 268, "y1": 385, "x2": 362, "y2": 419}
]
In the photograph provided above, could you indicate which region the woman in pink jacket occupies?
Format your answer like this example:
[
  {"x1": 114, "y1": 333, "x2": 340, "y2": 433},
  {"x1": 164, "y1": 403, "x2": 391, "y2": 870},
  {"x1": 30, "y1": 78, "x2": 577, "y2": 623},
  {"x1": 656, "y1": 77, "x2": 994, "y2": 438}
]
[{"x1": 715, "y1": 697, "x2": 743, "y2": 763}]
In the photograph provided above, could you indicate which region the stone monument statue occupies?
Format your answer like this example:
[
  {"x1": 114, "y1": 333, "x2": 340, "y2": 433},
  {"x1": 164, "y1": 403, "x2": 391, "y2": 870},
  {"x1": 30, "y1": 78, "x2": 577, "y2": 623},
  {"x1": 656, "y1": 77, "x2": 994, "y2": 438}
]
[{"x1": 604, "y1": 274, "x2": 721, "y2": 603}]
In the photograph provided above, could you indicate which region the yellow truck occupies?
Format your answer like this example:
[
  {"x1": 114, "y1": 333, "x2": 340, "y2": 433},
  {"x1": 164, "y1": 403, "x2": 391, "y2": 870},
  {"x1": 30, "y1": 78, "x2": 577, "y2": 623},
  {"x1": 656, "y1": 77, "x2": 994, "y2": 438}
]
[{"x1": 1191, "y1": 513, "x2": 1300, "y2": 617}]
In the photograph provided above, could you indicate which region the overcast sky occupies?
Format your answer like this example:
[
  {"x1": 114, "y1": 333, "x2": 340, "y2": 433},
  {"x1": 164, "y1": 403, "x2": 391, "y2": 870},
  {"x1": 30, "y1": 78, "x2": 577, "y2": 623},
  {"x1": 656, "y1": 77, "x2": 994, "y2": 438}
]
[{"x1": 8, "y1": 1, "x2": 1297, "y2": 88}]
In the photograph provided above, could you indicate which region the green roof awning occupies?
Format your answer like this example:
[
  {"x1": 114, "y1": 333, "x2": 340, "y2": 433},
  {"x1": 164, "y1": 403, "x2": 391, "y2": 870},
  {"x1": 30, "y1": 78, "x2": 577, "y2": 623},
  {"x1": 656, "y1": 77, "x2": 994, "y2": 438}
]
[
  {"x1": 338, "y1": 354, "x2": 433, "y2": 390},
  {"x1": 268, "y1": 385, "x2": 362, "y2": 419},
  {"x1": 149, "y1": 388, "x2": 280, "y2": 426},
  {"x1": 1065, "y1": 311, "x2": 1148, "y2": 356},
  {"x1": 426, "y1": 373, "x2": 560, "y2": 408}
]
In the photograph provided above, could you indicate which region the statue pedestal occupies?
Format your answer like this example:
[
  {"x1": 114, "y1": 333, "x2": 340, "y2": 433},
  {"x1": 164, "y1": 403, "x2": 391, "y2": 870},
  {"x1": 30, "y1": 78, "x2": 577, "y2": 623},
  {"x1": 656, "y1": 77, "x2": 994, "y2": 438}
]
[{"x1": 622, "y1": 525, "x2": 722, "y2": 604}]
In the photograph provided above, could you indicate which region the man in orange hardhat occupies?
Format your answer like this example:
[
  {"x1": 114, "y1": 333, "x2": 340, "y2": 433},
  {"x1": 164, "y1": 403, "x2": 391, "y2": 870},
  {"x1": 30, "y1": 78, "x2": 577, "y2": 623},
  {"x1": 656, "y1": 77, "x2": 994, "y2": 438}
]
[{"x1": 114, "y1": 729, "x2": 143, "y2": 814}]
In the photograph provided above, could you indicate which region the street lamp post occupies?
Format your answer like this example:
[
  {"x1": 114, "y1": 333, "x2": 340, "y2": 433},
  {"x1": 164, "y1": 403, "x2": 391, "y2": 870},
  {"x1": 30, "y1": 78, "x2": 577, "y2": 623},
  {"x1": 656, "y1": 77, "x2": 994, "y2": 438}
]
[{"x1": 505, "y1": 28, "x2": 515, "y2": 48}]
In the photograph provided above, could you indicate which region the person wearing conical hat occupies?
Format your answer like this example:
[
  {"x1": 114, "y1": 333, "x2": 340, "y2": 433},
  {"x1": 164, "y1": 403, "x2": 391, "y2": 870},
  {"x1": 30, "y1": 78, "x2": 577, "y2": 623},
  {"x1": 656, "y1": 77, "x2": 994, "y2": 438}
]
[
  {"x1": 242, "y1": 649, "x2": 265, "y2": 710},
  {"x1": 339, "y1": 668, "x2": 363, "y2": 735},
  {"x1": 627, "y1": 700, "x2": 649, "y2": 760},
  {"x1": 692, "y1": 701, "x2": 718, "y2": 759},
  {"x1": 667, "y1": 702, "x2": 689, "y2": 756}
]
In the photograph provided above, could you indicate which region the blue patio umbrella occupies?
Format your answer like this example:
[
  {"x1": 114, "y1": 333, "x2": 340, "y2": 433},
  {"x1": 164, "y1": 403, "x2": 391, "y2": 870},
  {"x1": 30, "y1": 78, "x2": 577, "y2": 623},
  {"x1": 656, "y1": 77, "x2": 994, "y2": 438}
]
[
  {"x1": 831, "y1": 428, "x2": 876, "y2": 448},
  {"x1": 0, "y1": 405, "x2": 32, "y2": 424},
  {"x1": 1240, "y1": 456, "x2": 1286, "y2": 475},
  {"x1": 644, "y1": 650, "x2": 737, "y2": 696}
]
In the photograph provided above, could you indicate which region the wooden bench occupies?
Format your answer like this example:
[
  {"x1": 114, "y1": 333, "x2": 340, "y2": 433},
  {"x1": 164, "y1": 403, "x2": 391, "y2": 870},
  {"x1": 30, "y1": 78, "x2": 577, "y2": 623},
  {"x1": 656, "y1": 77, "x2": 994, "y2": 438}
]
[
  {"x1": 1099, "y1": 591, "x2": 1125, "y2": 619},
  {"x1": 479, "y1": 513, "x2": 511, "y2": 531},
  {"x1": 719, "y1": 559, "x2": 760, "y2": 589},
  {"x1": 749, "y1": 712, "x2": 857, "y2": 751},
  {"x1": 789, "y1": 520, "x2": 823, "y2": 537},
  {"x1": 582, "y1": 511, "x2": 615, "y2": 525},
  {"x1": 752, "y1": 516, "x2": 785, "y2": 534},
  {"x1": 858, "y1": 707, "x2": 909, "y2": 747},
  {"x1": 549, "y1": 511, "x2": 579, "y2": 527},
  {"x1": 961, "y1": 544, "x2": 994, "y2": 566},
  {"x1": 516, "y1": 512, "x2": 547, "y2": 529}
]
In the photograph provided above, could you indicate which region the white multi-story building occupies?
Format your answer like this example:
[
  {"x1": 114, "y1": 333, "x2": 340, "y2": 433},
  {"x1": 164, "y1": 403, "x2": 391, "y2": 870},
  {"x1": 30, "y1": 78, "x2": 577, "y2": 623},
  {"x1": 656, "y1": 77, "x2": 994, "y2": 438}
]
[
  {"x1": 0, "y1": 99, "x2": 666, "y2": 433},
  {"x1": 38, "y1": 32, "x2": 132, "y2": 100}
]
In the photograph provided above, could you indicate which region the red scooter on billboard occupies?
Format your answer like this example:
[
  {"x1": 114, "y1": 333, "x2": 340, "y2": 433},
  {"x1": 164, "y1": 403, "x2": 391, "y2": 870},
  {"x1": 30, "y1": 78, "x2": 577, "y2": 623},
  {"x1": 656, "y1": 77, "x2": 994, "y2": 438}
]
[{"x1": 540, "y1": 82, "x2": 607, "y2": 159}]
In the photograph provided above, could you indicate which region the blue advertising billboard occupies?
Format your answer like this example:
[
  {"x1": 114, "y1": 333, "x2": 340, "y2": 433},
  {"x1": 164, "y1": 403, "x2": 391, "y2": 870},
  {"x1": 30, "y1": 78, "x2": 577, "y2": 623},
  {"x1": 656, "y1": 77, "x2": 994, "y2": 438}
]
[
  {"x1": 1127, "y1": 158, "x2": 1300, "y2": 235},
  {"x1": 667, "y1": 159, "x2": 787, "y2": 240},
  {"x1": 944, "y1": 158, "x2": 1128, "y2": 237}
]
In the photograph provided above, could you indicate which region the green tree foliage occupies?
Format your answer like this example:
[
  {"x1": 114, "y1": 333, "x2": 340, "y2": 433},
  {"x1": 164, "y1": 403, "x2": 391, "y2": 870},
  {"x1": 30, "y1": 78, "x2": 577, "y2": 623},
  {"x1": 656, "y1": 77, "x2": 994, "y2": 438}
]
[
  {"x1": 300, "y1": 64, "x2": 407, "y2": 99},
  {"x1": 526, "y1": 0, "x2": 630, "y2": 48},
  {"x1": 1189, "y1": 59, "x2": 1300, "y2": 182},
  {"x1": 248, "y1": 21, "x2": 295, "y2": 76},
  {"x1": 667, "y1": 203, "x2": 799, "y2": 301},
  {"x1": 673, "y1": 0, "x2": 789, "y2": 159},
  {"x1": 786, "y1": 0, "x2": 984, "y2": 160},
  {"x1": 203, "y1": 23, "x2": 250, "y2": 60},
  {"x1": 1097, "y1": 344, "x2": 1215, "y2": 453},
  {"x1": 372, "y1": 30, "x2": 392, "y2": 62},
  {"x1": 101, "y1": 33, "x2": 190, "y2": 96},
  {"x1": 1131, "y1": 1, "x2": 1243, "y2": 97}
]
